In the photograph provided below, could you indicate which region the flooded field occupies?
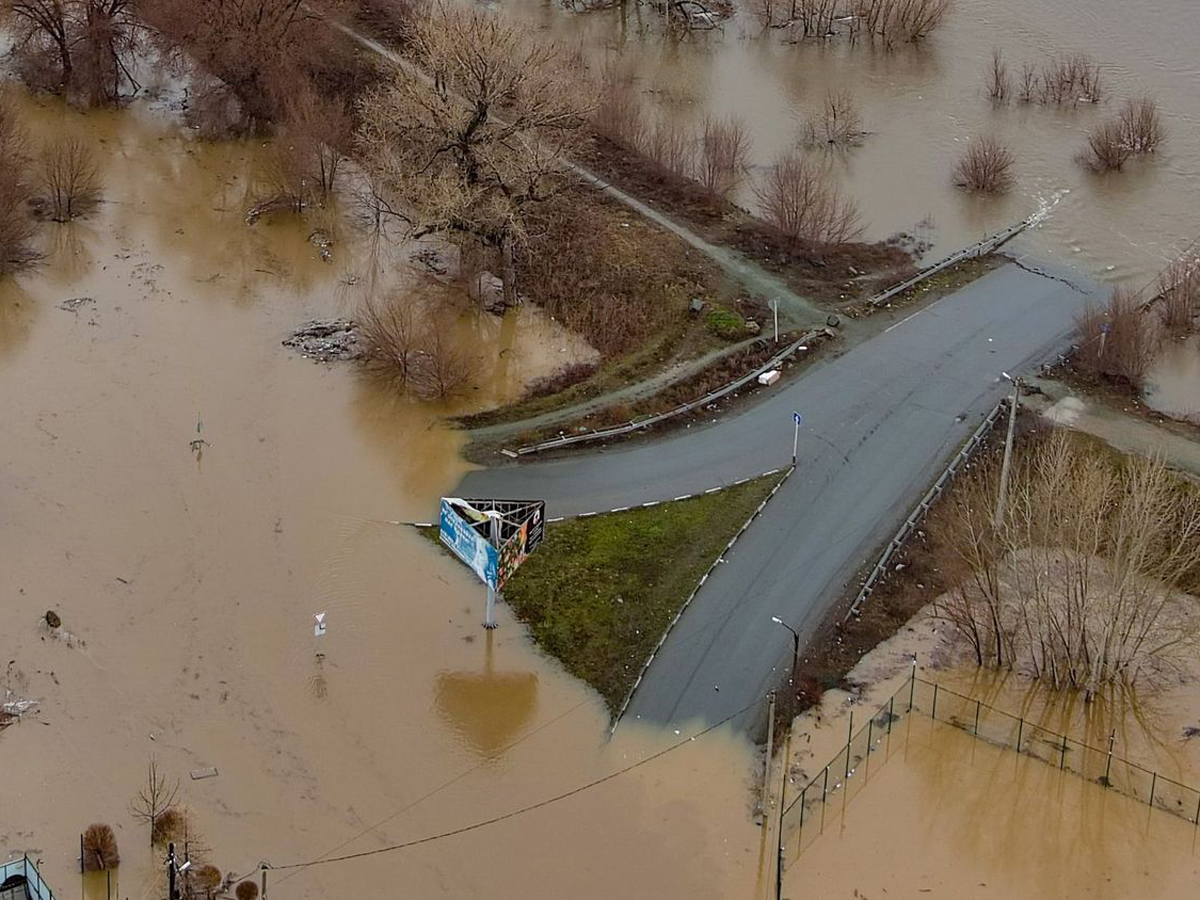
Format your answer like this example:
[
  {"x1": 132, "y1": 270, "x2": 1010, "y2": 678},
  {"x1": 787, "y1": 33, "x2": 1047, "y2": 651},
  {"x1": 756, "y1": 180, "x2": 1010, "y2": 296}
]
[
  {"x1": 788, "y1": 712, "x2": 1200, "y2": 899},
  {"x1": 513, "y1": 0, "x2": 1200, "y2": 285},
  {"x1": 0, "y1": 93, "x2": 761, "y2": 898},
  {"x1": 1145, "y1": 335, "x2": 1200, "y2": 422}
]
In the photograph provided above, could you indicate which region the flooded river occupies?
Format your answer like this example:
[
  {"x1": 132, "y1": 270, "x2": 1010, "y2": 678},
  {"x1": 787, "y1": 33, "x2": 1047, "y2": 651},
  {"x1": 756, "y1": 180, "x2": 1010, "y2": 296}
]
[
  {"x1": 0, "y1": 94, "x2": 761, "y2": 898},
  {"x1": 513, "y1": 0, "x2": 1200, "y2": 285}
]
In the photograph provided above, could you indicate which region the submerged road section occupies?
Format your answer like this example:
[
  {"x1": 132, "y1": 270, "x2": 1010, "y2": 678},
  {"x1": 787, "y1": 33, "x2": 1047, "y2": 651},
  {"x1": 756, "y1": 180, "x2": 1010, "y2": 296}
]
[{"x1": 456, "y1": 257, "x2": 1099, "y2": 732}]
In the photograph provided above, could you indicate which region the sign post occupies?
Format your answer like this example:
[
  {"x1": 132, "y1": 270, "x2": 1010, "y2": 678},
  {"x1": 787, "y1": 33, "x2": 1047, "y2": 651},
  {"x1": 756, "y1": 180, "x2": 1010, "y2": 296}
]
[
  {"x1": 792, "y1": 411, "x2": 803, "y2": 466},
  {"x1": 771, "y1": 298, "x2": 780, "y2": 344}
]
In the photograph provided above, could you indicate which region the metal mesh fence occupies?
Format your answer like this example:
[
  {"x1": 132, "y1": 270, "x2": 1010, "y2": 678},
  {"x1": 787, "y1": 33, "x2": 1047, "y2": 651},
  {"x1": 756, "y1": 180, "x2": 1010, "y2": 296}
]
[{"x1": 778, "y1": 670, "x2": 1200, "y2": 880}]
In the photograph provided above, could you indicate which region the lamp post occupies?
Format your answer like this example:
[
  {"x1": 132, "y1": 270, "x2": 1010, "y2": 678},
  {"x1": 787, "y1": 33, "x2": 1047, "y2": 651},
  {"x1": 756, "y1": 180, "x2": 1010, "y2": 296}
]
[
  {"x1": 771, "y1": 616, "x2": 801, "y2": 686},
  {"x1": 995, "y1": 372, "x2": 1020, "y2": 530}
]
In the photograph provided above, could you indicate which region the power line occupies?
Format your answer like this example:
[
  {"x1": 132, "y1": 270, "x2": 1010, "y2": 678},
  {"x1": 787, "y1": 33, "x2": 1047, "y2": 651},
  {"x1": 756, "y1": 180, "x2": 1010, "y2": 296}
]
[
  {"x1": 265, "y1": 694, "x2": 594, "y2": 890},
  {"x1": 266, "y1": 699, "x2": 759, "y2": 877}
]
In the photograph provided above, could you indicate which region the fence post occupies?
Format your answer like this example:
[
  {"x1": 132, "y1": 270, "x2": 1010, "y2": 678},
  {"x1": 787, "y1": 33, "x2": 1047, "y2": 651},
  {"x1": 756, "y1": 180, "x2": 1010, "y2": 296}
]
[
  {"x1": 908, "y1": 661, "x2": 916, "y2": 712},
  {"x1": 799, "y1": 785, "x2": 807, "y2": 828},
  {"x1": 844, "y1": 710, "x2": 854, "y2": 781},
  {"x1": 867, "y1": 716, "x2": 874, "y2": 754},
  {"x1": 1104, "y1": 730, "x2": 1115, "y2": 785},
  {"x1": 974, "y1": 699, "x2": 981, "y2": 736},
  {"x1": 932, "y1": 683, "x2": 939, "y2": 720},
  {"x1": 1060, "y1": 734, "x2": 1068, "y2": 770},
  {"x1": 1194, "y1": 790, "x2": 1199, "y2": 826},
  {"x1": 822, "y1": 765, "x2": 829, "y2": 801},
  {"x1": 1016, "y1": 717, "x2": 1023, "y2": 752},
  {"x1": 1149, "y1": 772, "x2": 1157, "y2": 808},
  {"x1": 888, "y1": 696, "x2": 894, "y2": 735}
]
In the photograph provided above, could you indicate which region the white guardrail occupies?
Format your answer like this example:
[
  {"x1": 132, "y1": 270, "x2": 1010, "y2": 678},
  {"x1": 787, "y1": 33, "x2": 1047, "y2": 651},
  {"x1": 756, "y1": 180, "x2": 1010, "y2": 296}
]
[
  {"x1": 507, "y1": 329, "x2": 828, "y2": 456},
  {"x1": 842, "y1": 400, "x2": 1007, "y2": 622},
  {"x1": 867, "y1": 215, "x2": 1034, "y2": 308}
]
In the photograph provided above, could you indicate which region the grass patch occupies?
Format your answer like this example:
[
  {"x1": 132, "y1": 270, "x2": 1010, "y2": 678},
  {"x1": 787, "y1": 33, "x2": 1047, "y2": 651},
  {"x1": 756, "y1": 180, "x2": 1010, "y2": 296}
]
[{"x1": 487, "y1": 474, "x2": 781, "y2": 712}]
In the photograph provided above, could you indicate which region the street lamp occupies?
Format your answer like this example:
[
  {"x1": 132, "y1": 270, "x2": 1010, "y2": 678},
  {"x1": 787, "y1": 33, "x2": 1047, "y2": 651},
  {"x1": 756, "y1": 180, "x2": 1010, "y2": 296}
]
[{"x1": 771, "y1": 616, "x2": 800, "y2": 685}]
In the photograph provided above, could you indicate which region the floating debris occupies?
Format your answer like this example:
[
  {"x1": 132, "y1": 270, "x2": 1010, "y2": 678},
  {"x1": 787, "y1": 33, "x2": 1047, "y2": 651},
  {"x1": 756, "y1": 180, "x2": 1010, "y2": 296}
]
[{"x1": 283, "y1": 319, "x2": 362, "y2": 362}]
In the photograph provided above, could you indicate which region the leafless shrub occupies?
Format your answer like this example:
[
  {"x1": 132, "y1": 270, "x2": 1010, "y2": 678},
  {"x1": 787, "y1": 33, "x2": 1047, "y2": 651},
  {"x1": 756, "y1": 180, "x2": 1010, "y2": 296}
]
[
  {"x1": 933, "y1": 432, "x2": 1200, "y2": 697},
  {"x1": 283, "y1": 86, "x2": 350, "y2": 200},
  {"x1": 130, "y1": 756, "x2": 179, "y2": 846},
  {"x1": 35, "y1": 137, "x2": 102, "y2": 222},
  {"x1": 235, "y1": 882, "x2": 259, "y2": 900},
  {"x1": 855, "y1": 0, "x2": 952, "y2": 45},
  {"x1": 793, "y1": 0, "x2": 841, "y2": 37},
  {"x1": 1074, "y1": 286, "x2": 1159, "y2": 389},
  {"x1": 952, "y1": 136, "x2": 1015, "y2": 193},
  {"x1": 985, "y1": 48, "x2": 1010, "y2": 102},
  {"x1": 755, "y1": 151, "x2": 862, "y2": 248},
  {"x1": 1117, "y1": 96, "x2": 1165, "y2": 154},
  {"x1": 1039, "y1": 52, "x2": 1102, "y2": 105},
  {"x1": 412, "y1": 312, "x2": 477, "y2": 400},
  {"x1": 188, "y1": 864, "x2": 222, "y2": 898},
  {"x1": 802, "y1": 88, "x2": 864, "y2": 148},
  {"x1": 358, "y1": 291, "x2": 422, "y2": 386},
  {"x1": 643, "y1": 117, "x2": 695, "y2": 183},
  {"x1": 594, "y1": 60, "x2": 645, "y2": 149},
  {"x1": 696, "y1": 115, "x2": 748, "y2": 199},
  {"x1": 1078, "y1": 117, "x2": 1132, "y2": 173},
  {"x1": 0, "y1": 91, "x2": 40, "y2": 274},
  {"x1": 1156, "y1": 253, "x2": 1200, "y2": 336},
  {"x1": 82, "y1": 823, "x2": 119, "y2": 871},
  {"x1": 747, "y1": 0, "x2": 779, "y2": 28}
]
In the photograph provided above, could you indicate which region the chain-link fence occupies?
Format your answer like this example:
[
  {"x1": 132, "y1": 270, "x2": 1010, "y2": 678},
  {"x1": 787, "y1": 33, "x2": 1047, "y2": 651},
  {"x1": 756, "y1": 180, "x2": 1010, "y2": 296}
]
[{"x1": 777, "y1": 670, "x2": 1200, "y2": 879}]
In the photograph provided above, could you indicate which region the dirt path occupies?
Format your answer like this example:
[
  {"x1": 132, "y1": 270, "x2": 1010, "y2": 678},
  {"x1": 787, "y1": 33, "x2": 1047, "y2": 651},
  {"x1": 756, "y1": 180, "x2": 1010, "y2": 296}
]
[{"x1": 1028, "y1": 377, "x2": 1200, "y2": 480}]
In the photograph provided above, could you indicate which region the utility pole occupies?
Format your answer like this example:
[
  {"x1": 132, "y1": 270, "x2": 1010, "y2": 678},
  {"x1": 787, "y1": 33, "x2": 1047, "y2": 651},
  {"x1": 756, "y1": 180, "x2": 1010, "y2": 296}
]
[
  {"x1": 994, "y1": 375, "x2": 1020, "y2": 529},
  {"x1": 166, "y1": 844, "x2": 178, "y2": 900}
]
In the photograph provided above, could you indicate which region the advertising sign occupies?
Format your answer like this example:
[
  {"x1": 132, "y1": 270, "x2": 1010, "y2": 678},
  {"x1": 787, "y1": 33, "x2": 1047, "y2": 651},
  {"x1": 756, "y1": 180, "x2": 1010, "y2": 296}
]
[{"x1": 440, "y1": 499, "x2": 499, "y2": 588}]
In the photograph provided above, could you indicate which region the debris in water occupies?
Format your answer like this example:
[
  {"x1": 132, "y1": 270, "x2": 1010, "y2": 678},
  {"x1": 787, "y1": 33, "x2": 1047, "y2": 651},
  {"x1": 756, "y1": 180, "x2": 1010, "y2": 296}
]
[
  {"x1": 309, "y1": 230, "x2": 333, "y2": 263},
  {"x1": 283, "y1": 319, "x2": 362, "y2": 362},
  {"x1": 59, "y1": 297, "x2": 94, "y2": 313},
  {"x1": 44, "y1": 610, "x2": 61, "y2": 629},
  {"x1": 1184, "y1": 726, "x2": 1200, "y2": 740},
  {"x1": 190, "y1": 766, "x2": 219, "y2": 780}
]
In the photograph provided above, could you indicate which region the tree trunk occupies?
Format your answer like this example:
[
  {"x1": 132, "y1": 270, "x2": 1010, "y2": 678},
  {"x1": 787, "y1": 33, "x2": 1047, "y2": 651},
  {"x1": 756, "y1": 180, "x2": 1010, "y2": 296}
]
[{"x1": 500, "y1": 241, "x2": 518, "y2": 308}]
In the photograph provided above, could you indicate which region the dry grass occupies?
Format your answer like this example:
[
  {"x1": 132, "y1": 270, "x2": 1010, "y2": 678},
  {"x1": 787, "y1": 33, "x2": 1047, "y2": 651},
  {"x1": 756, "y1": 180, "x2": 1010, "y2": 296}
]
[{"x1": 953, "y1": 136, "x2": 1015, "y2": 194}]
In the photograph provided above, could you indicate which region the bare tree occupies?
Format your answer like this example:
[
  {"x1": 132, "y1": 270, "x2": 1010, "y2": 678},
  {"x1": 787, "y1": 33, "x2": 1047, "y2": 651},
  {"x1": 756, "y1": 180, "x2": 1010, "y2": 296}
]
[
  {"x1": 802, "y1": 88, "x2": 864, "y2": 148},
  {"x1": 854, "y1": 0, "x2": 952, "y2": 45},
  {"x1": 0, "y1": 90, "x2": 40, "y2": 274},
  {"x1": 755, "y1": 151, "x2": 862, "y2": 248},
  {"x1": 1117, "y1": 96, "x2": 1165, "y2": 154},
  {"x1": 1078, "y1": 117, "x2": 1132, "y2": 173},
  {"x1": 933, "y1": 432, "x2": 1200, "y2": 696},
  {"x1": 282, "y1": 86, "x2": 350, "y2": 201},
  {"x1": 1074, "y1": 286, "x2": 1159, "y2": 390},
  {"x1": 643, "y1": 117, "x2": 695, "y2": 183},
  {"x1": 985, "y1": 48, "x2": 1010, "y2": 102},
  {"x1": 3, "y1": 0, "x2": 74, "y2": 89},
  {"x1": 35, "y1": 136, "x2": 102, "y2": 221},
  {"x1": 1017, "y1": 62, "x2": 1039, "y2": 103},
  {"x1": 356, "y1": 4, "x2": 591, "y2": 309},
  {"x1": 130, "y1": 757, "x2": 179, "y2": 847},
  {"x1": 696, "y1": 115, "x2": 748, "y2": 199},
  {"x1": 952, "y1": 136, "x2": 1015, "y2": 193}
]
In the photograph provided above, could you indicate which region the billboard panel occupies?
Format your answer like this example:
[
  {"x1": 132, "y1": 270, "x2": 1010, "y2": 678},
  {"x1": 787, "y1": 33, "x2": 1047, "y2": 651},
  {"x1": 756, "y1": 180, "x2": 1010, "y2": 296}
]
[{"x1": 440, "y1": 499, "x2": 498, "y2": 588}]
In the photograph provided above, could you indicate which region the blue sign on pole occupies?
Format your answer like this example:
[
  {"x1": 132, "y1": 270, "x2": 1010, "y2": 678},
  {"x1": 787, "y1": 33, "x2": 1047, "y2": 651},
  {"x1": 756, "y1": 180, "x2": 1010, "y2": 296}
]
[{"x1": 793, "y1": 411, "x2": 803, "y2": 426}]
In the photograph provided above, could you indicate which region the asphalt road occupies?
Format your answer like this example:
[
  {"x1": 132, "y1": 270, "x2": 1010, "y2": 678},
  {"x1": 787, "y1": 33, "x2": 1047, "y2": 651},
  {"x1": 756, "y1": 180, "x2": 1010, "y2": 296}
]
[{"x1": 456, "y1": 257, "x2": 1100, "y2": 732}]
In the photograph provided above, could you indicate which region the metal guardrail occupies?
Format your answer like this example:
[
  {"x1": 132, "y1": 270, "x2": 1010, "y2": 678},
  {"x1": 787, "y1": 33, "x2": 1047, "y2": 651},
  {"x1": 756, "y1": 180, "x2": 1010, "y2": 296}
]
[
  {"x1": 508, "y1": 329, "x2": 828, "y2": 456},
  {"x1": 843, "y1": 400, "x2": 1006, "y2": 621},
  {"x1": 867, "y1": 216, "x2": 1035, "y2": 308}
]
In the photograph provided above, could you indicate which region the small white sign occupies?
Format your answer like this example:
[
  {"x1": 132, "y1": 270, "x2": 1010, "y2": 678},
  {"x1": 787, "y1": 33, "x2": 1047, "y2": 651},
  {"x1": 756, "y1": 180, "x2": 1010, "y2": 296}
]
[{"x1": 314, "y1": 612, "x2": 327, "y2": 638}]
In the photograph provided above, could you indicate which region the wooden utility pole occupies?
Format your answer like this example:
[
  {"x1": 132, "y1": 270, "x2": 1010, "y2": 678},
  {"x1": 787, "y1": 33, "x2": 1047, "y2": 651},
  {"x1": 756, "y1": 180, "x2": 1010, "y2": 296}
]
[{"x1": 994, "y1": 379, "x2": 1020, "y2": 529}]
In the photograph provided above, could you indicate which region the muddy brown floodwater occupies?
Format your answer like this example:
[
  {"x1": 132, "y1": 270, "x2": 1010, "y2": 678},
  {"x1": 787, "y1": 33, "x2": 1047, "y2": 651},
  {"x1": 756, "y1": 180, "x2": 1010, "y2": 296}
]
[
  {"x1": 1145, "y1": 335, "x2": 1200, "y2": 422},
  {"x1": 1, "y1": 93, "x2": 762, "y2": 899},
  {"x1": 510, "y1": 0, "x2": 1200, "y2": 286}
]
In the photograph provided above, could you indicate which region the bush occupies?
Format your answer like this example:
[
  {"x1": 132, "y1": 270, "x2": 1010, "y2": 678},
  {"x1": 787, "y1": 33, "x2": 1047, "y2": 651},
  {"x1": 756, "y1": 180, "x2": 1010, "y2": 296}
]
[
  {"x1": 755, "y1": 151, "x2": 862, "y2": 249},
  {"x1": 953, "y1": 136, "x2": 1015, "y2": 193},
  {"x1": 0, "y1": 89, "x2": 39, "y2": 274},
  {"x1": 82, "y1": 823, "x2": 119, "y2": 872},
  {"x1": 705, "y1": 308, "x2": 747, "y2": 340},
  {"x1": 35, "y1": 137, "x2": 102, "y2": 222},
  {"x1": 235, "y1": 882, "x2": 259, "y2": 900},
  {"x1": 1074, "y1": 286, "x2": 1158, "y2": 390}
]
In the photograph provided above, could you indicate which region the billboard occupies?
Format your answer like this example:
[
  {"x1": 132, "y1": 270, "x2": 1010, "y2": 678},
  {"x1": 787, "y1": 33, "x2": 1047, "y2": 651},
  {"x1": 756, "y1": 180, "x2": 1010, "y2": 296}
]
[
  {"x1": 440, "y1": 499, "x2": 499, "y2": 588},
  {"x1": 438, "y1": 498, "x2": 546, "y2": 591}
]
